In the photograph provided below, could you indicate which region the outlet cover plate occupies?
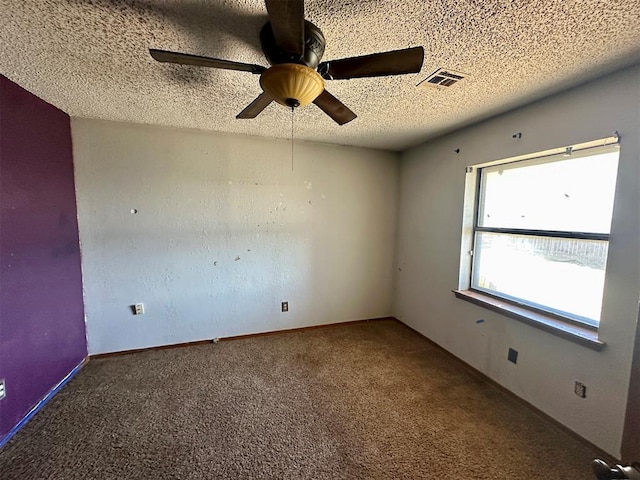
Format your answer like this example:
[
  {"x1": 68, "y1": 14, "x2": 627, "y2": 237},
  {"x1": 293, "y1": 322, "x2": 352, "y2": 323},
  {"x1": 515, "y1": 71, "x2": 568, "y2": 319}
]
[
  {"x1": 508, "y1": 348, "x2": 518, "y2": 364},
  {"x1": 281, "y1": 301, "x2": 288, "y2": 312},
  {"x1": 0, "y1": 379, "x2": 5, "y2": 400}
]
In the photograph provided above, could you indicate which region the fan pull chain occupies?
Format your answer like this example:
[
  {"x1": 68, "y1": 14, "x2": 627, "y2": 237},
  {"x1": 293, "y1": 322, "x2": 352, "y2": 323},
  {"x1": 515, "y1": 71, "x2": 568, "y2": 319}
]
[{"x1": 290, "y1": 106, "x2": 295, "y2": 171}]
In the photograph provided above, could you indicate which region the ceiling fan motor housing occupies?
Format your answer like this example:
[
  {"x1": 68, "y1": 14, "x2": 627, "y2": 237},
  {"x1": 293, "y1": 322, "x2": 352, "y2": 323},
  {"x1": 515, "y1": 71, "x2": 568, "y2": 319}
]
[{"x1": 260, "y1": 20, "x2": 326, "y2": 69}]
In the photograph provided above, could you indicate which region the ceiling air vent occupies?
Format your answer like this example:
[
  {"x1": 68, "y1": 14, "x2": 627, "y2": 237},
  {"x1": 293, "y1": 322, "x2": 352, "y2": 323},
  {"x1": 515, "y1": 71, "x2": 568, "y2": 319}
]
[{"x1": 417, "y1": 68, "x2": 466, "y2": 89}]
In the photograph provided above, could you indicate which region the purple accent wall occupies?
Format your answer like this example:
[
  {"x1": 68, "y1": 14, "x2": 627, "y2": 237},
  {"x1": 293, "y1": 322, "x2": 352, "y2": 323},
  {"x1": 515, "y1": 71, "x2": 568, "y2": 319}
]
[{"x1": 0, "y1": 75, "x2": 87, "y2": 438}]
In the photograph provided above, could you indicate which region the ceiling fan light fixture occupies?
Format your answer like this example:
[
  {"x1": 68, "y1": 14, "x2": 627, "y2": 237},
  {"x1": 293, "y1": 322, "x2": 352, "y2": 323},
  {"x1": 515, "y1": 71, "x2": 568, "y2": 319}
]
[{"x1": 260, "y1": 63, "x2": 325, "y2": 108}]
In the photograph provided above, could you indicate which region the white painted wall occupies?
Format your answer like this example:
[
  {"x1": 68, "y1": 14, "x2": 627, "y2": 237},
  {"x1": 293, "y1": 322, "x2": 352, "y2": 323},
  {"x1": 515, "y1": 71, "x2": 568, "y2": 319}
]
[
  {"x1": 71, "y1": 119, "x2": 398, "y2": 355},
  {"x1": 393, "y1": 65, "x2": 640, "y2": 456}
]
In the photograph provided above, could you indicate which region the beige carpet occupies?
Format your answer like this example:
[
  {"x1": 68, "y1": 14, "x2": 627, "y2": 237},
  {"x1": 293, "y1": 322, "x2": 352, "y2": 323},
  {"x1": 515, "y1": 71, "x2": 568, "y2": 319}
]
[{"x1": 1, "y1": 319, "x2": 604, "y2": 479}]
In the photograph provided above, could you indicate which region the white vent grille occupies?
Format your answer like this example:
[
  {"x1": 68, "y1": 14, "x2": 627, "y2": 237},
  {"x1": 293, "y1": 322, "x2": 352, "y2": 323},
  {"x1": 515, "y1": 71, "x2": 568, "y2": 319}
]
[{"x1": 418, "y1": 68, "x2": 466, "y2": 89}]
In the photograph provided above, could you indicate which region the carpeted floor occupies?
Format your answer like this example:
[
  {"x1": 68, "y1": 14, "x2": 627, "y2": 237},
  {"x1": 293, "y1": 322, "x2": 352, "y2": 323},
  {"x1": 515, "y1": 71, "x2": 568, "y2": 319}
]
[{"x1": 1, "y1": 319, "x2": 605, "y2": 479}]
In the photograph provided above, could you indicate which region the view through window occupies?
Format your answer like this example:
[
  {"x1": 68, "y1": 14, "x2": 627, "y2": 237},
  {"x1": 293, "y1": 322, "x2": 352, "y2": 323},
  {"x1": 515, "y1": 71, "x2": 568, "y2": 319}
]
[{"x1": 471, "y1": 146, "x2": 619, "y2": 327}]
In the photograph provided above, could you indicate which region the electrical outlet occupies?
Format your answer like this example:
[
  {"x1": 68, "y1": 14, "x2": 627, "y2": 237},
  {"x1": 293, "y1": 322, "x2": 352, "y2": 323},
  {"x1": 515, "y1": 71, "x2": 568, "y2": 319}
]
[
  {"x1": 281, "y1": 301, "x2": 288, "y2": 312},
  {"x1": 0, "y1": 379, "x2": 5, "y2": 400},
  {"x1": 508, "y1": 348, "x2": 518, "y2": 364},
  {"x1": 133, "y1": 303, "x2": 144, "y2": 315},
  {"x1": 575, "y1": 381, "x2": 587, "y2": 398}
]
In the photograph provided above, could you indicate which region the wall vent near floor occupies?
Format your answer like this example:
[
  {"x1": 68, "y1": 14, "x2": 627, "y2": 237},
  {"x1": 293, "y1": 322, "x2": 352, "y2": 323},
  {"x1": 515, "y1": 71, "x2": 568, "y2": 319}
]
[{"x1": 417, "y1": 68, "x2": 466, "y2": 89}]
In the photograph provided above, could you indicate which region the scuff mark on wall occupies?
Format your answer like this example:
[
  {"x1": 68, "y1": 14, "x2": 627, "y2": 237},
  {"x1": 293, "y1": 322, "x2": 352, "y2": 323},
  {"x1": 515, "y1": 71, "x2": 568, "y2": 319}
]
[{"x1": 51, "y1": 241, "x2": 79, "y2": 258}]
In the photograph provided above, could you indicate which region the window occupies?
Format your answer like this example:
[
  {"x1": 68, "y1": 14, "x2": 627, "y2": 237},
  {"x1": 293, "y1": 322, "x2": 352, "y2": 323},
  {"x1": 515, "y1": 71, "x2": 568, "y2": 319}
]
[{"x1": 467, "y1": 143, "x2": 619, "y2": 329}]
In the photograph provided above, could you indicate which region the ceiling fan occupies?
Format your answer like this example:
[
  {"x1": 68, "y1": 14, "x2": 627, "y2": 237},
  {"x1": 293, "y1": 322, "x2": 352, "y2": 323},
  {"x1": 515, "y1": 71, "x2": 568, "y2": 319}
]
[{"x1": 149, "y1": 0, "x2": 424, "y2": 125}]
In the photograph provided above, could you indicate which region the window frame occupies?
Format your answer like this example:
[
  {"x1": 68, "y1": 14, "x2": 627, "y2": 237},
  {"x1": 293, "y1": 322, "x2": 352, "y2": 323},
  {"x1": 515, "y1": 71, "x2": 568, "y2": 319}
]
[{"x1": 454, "y1": 137, "x2": 620, "y2": 349}]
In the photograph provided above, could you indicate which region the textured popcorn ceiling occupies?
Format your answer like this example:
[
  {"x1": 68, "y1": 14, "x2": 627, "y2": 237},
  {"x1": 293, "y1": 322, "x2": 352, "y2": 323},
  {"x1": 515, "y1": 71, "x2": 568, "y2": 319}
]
[{"x1": 1, "y1": 0, "x2": 639, "y2": 151}]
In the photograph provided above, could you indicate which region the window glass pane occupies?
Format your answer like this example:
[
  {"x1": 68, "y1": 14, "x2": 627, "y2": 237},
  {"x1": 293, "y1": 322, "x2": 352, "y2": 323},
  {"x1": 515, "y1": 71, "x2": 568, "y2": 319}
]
[
  {"x1": 478, "y1": 150, "x2": 619, "y2": 233},
  {"x1": 472, "y1": 232, "x2": 607, "y2": 324}
]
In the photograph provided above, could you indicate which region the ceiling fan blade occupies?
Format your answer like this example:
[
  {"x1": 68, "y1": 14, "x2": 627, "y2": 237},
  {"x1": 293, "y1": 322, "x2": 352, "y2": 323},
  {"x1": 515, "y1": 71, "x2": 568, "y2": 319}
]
[
  {"x1": 319, "y1": 46, "x2": 424, "y2": 80},
  {"x1": 264, "y1": 0, "x2": 305, "y2": 56},
  {"x1": 236, "y1": 92, "x2": 273, "y2": 119},
  {"x1": 313, "y1": 90, "x2": 357, "y2": 125},
  {"x1": 149, "y1": 49, "x2": 265, "y2": 74}
]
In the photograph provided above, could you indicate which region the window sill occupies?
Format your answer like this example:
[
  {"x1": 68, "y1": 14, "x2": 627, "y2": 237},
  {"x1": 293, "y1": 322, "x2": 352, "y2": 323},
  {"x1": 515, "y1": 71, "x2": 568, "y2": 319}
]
[{"x1": 452, "y1": 289, "x2": 605, "y2": 351}]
